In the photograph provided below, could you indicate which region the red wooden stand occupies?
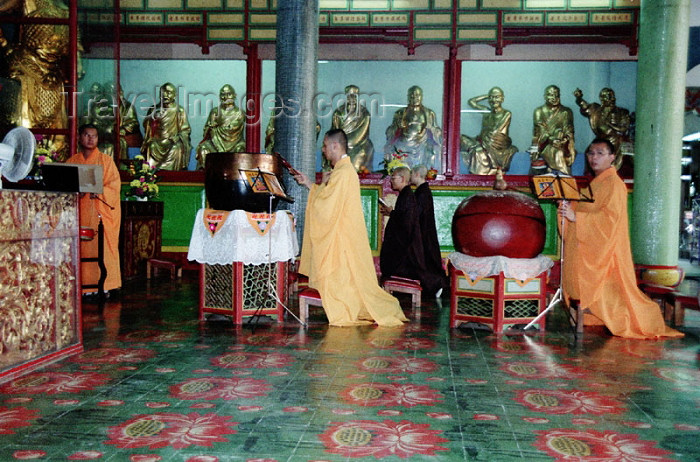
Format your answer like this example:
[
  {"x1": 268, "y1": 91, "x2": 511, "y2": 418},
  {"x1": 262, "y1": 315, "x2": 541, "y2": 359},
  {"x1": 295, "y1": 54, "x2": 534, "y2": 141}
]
[
  {"x1": 449, "y1": 264, "x2": 547, "y2": 332},
  {"x1": 199, "y1": 262, "x2": 287, "y2": 324}
]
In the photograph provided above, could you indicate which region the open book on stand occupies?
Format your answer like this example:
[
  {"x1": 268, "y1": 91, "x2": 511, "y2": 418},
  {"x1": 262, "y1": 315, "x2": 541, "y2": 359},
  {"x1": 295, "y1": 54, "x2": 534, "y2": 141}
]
[{"x1": 531, "y1": 173, "x2": 593, "y2": 202}]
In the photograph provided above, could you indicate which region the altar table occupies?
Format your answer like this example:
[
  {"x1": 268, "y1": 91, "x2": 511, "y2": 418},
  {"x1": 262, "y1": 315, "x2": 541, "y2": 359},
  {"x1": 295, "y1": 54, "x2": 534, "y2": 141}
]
[
  {"x1": 188, "y1": 209, "x2": 299, "y2": 324},
  {"x1": 448, "y1": 252, "x2": 553, "y2": 332},
  {"x1": 1, "y1": 190, "x2": 83, "y2": 383}
]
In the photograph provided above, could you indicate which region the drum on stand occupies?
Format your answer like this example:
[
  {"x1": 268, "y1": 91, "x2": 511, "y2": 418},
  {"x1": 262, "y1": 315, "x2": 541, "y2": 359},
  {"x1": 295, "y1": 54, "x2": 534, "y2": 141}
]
[{"x1": 204, "y1": 152, "x2": 283, "y2": 212}]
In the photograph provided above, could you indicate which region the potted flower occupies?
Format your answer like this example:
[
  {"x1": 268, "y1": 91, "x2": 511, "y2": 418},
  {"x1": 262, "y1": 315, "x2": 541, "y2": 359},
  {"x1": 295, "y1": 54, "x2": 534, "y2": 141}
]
[
  {"x1": 126, "y1": 155, "x2": 159, "y2": 200},
  {"x1": 377, "y1": 147, "x2": 409, "y2": 177},
  {"x1": 32, "y1": 138, "x2": 61, "y2": 179}
]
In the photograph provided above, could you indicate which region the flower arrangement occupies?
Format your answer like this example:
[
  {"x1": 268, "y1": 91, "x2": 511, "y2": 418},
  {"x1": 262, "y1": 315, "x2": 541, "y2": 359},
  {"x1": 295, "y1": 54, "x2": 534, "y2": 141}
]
[
  {"x1": 377, "y1": 147, "x2": 409, "y2": 177},
  {"x1": 31, "y1": 138, "x2": 61, "y2": 178},
  {"x1": 126, "y1": 155, "x2": 159, "y2": 199}
]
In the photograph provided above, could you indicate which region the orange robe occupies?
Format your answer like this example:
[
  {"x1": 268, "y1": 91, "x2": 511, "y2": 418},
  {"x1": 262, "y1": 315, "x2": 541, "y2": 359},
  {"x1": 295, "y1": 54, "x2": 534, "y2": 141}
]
[
  {"x1": 562, "y1": 167, "x2": 683, "y2": 339},
  {"x1": 299, "y1": 156, "x2": 408, "y2": 327},
  {"x1": 66, "y1": 150, "x2": 122, "y2": 292}
]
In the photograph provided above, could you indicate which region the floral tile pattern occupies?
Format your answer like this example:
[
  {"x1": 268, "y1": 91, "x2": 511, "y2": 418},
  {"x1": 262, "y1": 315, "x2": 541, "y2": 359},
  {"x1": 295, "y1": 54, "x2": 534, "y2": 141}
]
[{"x1": 1, "y1": 273, "x2": 699, "y2": 461}]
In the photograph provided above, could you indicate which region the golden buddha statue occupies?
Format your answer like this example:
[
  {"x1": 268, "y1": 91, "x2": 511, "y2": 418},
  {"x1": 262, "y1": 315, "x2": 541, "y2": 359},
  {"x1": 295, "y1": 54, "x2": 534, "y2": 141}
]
[
  {"x1": 195, "y1": 84, "x2": 245, "y2": 170},
  {"x1": 531, "y1": 85, "x2": 576, "y2": 175},
  {"x1": 141, "y1": 82, "x2": 192, "y2": 170},
  {"x1": 1, "y1": 0, "x2": 84, "y2": 154},
  {"x1": 574, "y1": 87, "x2": 631, "y2": 169},
  {"x1": 114, "y1": 84, "x2": 142, "y2": 161},
  {"x1": 384, "y1": 85, "x2": 442, "y2": 169},
  {"x1": 461, "y1": 87, "x2": 518, "y2": 175},
  {"x1": 331, "y1": 85, "x2": 374, "y2": 171}
]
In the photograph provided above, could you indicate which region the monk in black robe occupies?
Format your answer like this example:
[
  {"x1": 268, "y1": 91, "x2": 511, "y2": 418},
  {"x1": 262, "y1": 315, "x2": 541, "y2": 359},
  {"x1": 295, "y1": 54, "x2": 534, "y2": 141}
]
[
  {"x1": 380, "y1": 167, "x2": 442, "y2": 297},
  {"x1": 411, "y1": 165, "x2": 448, "y2": 296}
]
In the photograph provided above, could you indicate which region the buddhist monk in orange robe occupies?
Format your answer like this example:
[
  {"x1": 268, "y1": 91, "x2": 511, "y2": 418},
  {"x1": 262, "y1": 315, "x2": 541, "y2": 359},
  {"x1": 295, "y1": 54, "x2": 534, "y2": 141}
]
[
  {"x1": 559, "y1": 138, "x2": 683, "y2": 339},
  {"x1": 294, "y1": 129, "x2": 408, "y2": 327},
  {"x1": 66, "y1": 124, "x2": 122, "y2": 294}
]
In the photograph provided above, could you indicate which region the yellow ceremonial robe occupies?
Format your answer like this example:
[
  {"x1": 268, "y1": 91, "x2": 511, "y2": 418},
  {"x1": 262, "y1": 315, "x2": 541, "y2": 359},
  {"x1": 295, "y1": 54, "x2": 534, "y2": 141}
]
[
  {"x1": 299, "y1": 156, "x2": 408, "y2": 327},
  {"x1": 66, "y1": 150, "x2": 122, "y2": 293},
  {"x1": 562, "y1": 167, "x2": 683, "y2": 339}
]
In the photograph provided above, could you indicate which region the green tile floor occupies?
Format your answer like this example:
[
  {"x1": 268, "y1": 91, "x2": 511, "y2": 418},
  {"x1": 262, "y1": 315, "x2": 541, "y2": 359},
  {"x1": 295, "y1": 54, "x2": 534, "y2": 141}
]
[{"x1": 1, "y1": 270, "x2": 698, "y2": 461}]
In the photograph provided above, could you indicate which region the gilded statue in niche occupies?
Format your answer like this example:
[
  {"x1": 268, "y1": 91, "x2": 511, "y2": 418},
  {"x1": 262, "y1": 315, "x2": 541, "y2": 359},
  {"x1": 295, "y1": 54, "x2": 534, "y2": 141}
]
[
  {"x1": 460, "y1": 86, "x2": 518, "y2": 175},
  {"x1": 141, "y1": 82, "x2": 192, "y2": 171},
  {"x1": 331, "y1": 84, "x2": 374, "y2": 171},
  {"x1": 196, "y1": 84, "x2": 245, "y2": 170},
  {"x1": 574, "y1": 87, "x2": 632, "y2": 169},
  {"x1": 530, "y1": 85, "x2": 576, "y2": 175},
  {"x1": 0, "y1": 0, "x2": 84, "y2": 154},
  {"x1": 384, "y1": 85, "x2": 442, "y2": 169}
]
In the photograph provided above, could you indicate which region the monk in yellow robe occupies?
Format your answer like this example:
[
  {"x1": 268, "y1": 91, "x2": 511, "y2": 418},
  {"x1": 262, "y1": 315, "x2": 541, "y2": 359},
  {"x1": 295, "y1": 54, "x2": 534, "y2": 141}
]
[
  {"x1": 66, "y1": 123, "x2": 122, "y2": 294},
  {"x1": 294, "y1": 129, "x2": 408, "y2": 327},
  {"x1": 559, "y1": 138, "x2": 682, "y2": 339}
]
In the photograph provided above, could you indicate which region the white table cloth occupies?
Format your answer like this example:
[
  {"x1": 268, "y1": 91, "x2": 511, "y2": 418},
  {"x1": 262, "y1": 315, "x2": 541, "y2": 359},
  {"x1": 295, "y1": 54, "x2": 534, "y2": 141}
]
[
  {"x1": 448, "y1": 252, "x2": 554, "y2": 283},
  {"x1": 187, "y1": 209, "x2": 299, "y2": 265}
]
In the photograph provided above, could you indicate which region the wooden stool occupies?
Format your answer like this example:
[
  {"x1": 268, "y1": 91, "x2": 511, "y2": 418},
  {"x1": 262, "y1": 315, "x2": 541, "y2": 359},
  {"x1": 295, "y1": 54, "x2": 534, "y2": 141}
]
[
  {"x1": 667, "y1": 291, "x2": 699, "y2": 326},
  {"x1": 383, "y1": 277, "x2": 422, "y2": 308},
  {"x1": 298, "y1": 288, "x2": 323, "y2": 324},
  {"x1": 147, "y1": 258, "x2": 182, "y2": 280}
]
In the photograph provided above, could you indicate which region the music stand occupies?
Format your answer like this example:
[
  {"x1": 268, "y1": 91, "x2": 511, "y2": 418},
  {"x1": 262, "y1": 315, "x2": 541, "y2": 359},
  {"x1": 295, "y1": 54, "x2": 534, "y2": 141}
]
[
  {"x1": 238, "y1": 168, "x2": 303, "y2": 329},
  {"x1": 523, "y1": 173, "x2": 593, "y2": 333}
]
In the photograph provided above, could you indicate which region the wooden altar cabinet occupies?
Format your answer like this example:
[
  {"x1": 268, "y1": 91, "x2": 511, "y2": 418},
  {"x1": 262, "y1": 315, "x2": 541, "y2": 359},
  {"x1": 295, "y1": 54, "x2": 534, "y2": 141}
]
[
  {"x1": 0, "y1": 190, "x2": 83, "y2": 384},
  {"x1": 187, "y1": 209, "x2": 299, "y2": 324},
  {"x1": 119, "y1": 200, "x2": 164, "y2": 279},
  {"x1": 448, "y1": 252, "x2": 553, "y2": 333}
]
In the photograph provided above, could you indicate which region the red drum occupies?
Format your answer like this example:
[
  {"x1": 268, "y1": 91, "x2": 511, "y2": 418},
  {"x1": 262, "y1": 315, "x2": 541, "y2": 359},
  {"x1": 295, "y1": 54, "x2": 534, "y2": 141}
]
[
  {"x1": 452, "y1": 191, "x2": 546, "y2": 258},
  {"x1": 80, "y1": 226, "x2": 95, "y2": 241}
]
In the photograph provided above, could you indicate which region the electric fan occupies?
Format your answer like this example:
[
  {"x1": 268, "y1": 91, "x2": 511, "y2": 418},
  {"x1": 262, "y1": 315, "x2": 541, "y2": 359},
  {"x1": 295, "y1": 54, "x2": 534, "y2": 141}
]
[{"x1": 0, "y1": 127, "x2": 35, "y2": 189}]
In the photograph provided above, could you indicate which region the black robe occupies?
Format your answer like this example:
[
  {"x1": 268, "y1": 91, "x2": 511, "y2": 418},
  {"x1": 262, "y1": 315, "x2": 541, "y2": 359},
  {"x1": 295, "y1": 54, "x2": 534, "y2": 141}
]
[
  {"x1": 414, "y1": 182, "x2": 448, "y2": 293},
  {"x1": 380, "y1": 185, "x2": 443, "y2": 295}
]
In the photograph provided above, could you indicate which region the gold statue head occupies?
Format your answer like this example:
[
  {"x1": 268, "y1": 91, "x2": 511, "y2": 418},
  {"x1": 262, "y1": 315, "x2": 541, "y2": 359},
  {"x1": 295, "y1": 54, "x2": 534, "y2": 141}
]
[
  {"x1": 487, "y1": 87, "x2": 504, "y2": 109},
  {"x1": 345, "y1": 84, "x2": 359, "y2": 110},
  {"x1": 160, "y1": 82, "x2": 176, "y2": 107},
  {"x1": 219, "y1": 84, "x2": 236, "y2": 106},
  {"x1": 599, "y1": 88, "x2": 616, "y2": 107},
  {"x1": 544, "y1": 85, "x2": 560, "y2": 107},
  {"x1": 407, "y1": 85, "x2": 423, "y2": 106}
]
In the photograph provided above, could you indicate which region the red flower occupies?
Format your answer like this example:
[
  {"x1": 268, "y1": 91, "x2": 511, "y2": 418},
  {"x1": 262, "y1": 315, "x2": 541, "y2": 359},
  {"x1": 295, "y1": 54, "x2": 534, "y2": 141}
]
[
  {"x1": 0, "y1": 372, "x2": 111, "y2": 395},
  {"x1": 534, "y1": 428, "x2": 675, "y2": 461},
  {"x1": 169, "y1": 377, "x2": 271, "y2": 400},
  {"x1": 211, "y1": 352, "x2": 294, "y2": 369},
  {"x1": 71, "y1": 347, "x2": 156, "y2": 364},
  {"x1": 0, "y1": 406, "x2": 39, "y2": 434},
  {"x1": 339, "y1": 383, "x2": 443, "y2": 407},
  {"x1": 356, "y1": 356, "x2": 439, "y2": 374},
  {"x1": 105, "y1": 412, "x2": 238, "y2": 449},
  {"x1": 319, "y1": 420, "x2": 449, "y2": 458},
  {"x1": 514, "y1": 389, "x2": 625, "y2": 415}
]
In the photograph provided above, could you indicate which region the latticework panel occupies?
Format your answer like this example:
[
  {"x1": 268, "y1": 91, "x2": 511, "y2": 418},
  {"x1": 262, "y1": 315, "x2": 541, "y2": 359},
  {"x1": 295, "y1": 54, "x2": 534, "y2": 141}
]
[
  {"x1": 204, "y1": 264, "x2": 233, "y2": 310},
  {"x1": 456, "y1": 297, "x2": 493, "y2": 317},
  {"x1": 504, "y1": 299, "x2": 540, "y2": 319},
  {"x1": 241, "y1": 263, "x2": 278, "y2": 310}
]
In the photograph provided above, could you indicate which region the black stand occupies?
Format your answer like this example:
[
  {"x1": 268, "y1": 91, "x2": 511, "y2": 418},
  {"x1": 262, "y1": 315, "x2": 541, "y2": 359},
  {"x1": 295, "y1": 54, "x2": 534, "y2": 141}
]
[
  {"x1": 523, "y1": 173, "x2": 593, "y2": 335},
  {"x1": 245, "y1": 193, "x2": 305, "y2": 330},
  {"x1": 81, "y1": 216, "x2": 107, "y2": 306}
]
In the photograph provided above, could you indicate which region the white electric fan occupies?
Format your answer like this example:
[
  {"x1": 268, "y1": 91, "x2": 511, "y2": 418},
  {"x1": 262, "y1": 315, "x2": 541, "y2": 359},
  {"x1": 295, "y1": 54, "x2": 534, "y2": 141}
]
[{"x1": 0, "y1": 127, "x2": 35, "y2": 189}]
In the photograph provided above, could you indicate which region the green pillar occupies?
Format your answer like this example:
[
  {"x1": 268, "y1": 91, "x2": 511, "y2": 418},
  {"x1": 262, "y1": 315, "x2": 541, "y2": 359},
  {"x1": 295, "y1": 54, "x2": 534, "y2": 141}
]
[{"x1": 632, "y1": 0, "x2": 690, "y2": 273}]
